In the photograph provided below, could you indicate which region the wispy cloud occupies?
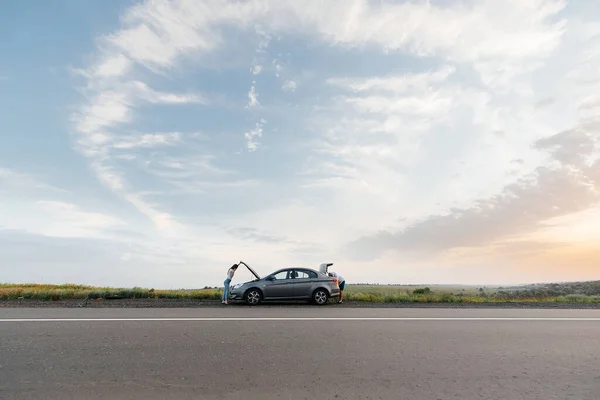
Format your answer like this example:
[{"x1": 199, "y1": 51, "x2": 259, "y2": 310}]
[
  {"x1": 246, "y1": 81, "x2": 260, "y2": 108},
  {"x1": 327, "y1": 66, "x2": 456, "y2": 93},
  {"x1": 300, "y1": 65, "x2": 478, "y2": 199},
  {"x1": 0, "y1": 167, "x2": 64, "y2": 192},
  {"x1": 112, "y1": 133, "x2": 181, "y2": 149},
  {"x1": 579, "y1": 95, "x2": 600, "y2": 111},
  {"x1": 227, "y1": 226, "x2": 287, "y2": 244},
  {"x1": 244, "y1": 120, "x2": 265, "y2": 152},
  {"x1": 37, "y1": 200, "x2": 124, "y2": 229},
  {"x1": 72, "y1": 54, "x2": 132, "y2": 79},
  {"x1": 282, "y1": 80, "x2": 297, "y2": 92},
  {"x1": 251, "y1": 65, "x2": 262, "y2": 75},
  {"x1": 1, "y1": 199, "x2": 126, "y2": 240},
  {"x1": 132, "y1": 81, "x2": 207, "y2": 105},
  {"x1": 250, "y1": 25, "x2": 271, "y2": 77},
  {"x1": 71, "y1": 22, "x2": 212, "y2": 232},
  {"x1": 142, "y1": 154, "x2": 233, "y2": 182}
]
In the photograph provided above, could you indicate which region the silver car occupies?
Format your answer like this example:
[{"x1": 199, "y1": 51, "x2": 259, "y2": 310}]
[{"x1": 229, "y1": 262, "x2": 340, "y2": 305}]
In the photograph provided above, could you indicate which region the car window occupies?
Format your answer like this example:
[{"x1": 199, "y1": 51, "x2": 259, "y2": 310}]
[
  {"x1": 295, "y1": 270, "x2": 317, "y2": 279},
  {"x1": 271, "y1": 271, "x2": 291, "y2": 280}
]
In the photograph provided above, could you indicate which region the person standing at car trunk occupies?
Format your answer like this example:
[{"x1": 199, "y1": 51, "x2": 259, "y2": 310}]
[
  {"x1": 329, "y1": 271, "x2": 345, "y2": 303},
  {"x1": 222, "y1": 263, "x2": 238, "y2": 305}
]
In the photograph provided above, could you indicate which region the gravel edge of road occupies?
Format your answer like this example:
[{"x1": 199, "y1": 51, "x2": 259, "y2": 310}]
[{"x1": 1, "y1": 299, "x2": 600, "y2": 309}]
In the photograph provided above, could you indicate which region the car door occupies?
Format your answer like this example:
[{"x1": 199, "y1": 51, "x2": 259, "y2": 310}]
[
  {"x1": 263, "y1": 269, "x2": 295, "y2": 299},
  {"x1": 292, "y1": 269, "x2": 319, "y2": 299}
]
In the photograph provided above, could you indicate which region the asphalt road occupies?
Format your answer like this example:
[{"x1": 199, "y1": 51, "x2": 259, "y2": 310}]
[{"x1": 1, "y1": 308, "x2": 599, "y2": 400}]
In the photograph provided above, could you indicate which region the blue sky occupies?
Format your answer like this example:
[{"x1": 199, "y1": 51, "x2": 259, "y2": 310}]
[{"x1": 1, "y1": 0, "x2": 600, "y2": 288}]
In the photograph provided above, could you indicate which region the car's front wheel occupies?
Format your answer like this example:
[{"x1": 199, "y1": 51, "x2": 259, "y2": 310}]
[
  {"x1": 244, "y1": 288, "x2": 263, "y2": 306},
  {"x1": 312, "y1": 289, "x2": 329, "y2": 305}
]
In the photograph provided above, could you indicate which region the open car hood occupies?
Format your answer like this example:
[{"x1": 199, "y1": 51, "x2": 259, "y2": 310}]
[{"x1": 238, "y1": 261, "x2": 261, "y2": 280}]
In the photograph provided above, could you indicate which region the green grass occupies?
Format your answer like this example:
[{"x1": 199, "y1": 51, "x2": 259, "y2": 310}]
[
  {"x1": 343, "y1": 284, "x2": 600, "y2": 303},
  {"x1": 0, "y1": 284, "x2": 222, "y2": 301},
  {"x1": 1, "y1": 282, "x2": 599, "y2": 303}
]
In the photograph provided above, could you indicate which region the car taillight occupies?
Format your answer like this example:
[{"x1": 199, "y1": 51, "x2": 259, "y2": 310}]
[{"x1": 332, "y1": 279, "x2": 338, "y2": 285}]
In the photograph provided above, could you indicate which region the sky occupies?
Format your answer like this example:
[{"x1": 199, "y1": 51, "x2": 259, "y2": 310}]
[{"x1": 1, "y1": 0, "x2": 599, "y2": 288}]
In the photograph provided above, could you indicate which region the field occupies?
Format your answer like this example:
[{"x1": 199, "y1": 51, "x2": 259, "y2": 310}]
[
  {"x1": 1, "y1": 281, "x2": 599, "y2": 303},
  {"x1": 344, "y1": 283, "x2": 600, "y2": 303},
  {"x1": 0, "y1": 284, "x2": 222, "y2": 301}
]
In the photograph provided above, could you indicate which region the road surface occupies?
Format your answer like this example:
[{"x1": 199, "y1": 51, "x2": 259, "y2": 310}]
[{"x1": 1, "y1": 308, "x2": 599, "y2": 399}]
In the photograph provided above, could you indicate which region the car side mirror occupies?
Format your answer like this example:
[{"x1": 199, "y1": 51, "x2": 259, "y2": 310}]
[{"x1": 266, "y1": 276, "x2": 274, "y2": 281}]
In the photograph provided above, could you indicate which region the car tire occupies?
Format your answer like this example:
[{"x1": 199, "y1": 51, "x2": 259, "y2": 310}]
[
  {"x1": 244, "y1": 288, "x2": 263, "y2": 306},
  {"x1": 312, "y1": 288, "x2": 329, "y2": 305}
]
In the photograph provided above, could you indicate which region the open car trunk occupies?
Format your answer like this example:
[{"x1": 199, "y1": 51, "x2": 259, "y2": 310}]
[{"x1": 319, "y1": 262, "x2": 334, "y2": 275}]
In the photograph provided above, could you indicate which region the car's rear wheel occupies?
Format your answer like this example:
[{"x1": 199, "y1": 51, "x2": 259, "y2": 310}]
[
  {"x1": 312, "y1": 288, "x2": 329, "y2": 305},
  {"x1": 244, "y1": 288, "x2": 262, "y2": 306}
]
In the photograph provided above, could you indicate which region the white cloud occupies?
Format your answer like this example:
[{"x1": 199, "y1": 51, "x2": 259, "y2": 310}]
[
  {"x1": 579, "y1": 95, "x2": 600, "y2": 110},
  {"x1": 1, "y1": 199, "x2": 126, "y2": 239},
  {"x1": 244, "y1": 120, "x2": 264, "y2": 152},
  {"x1": 116, "y1": 154, "x2": 137, "y2": 161},
  {"x1": 282, "y1": 80, "x2": 297, "y2": 92},
  {"x1": 266, "y1": 0, "x2": 565, "y2": 91},
  {"x1": 0, "y1": 167, "x2": 63, "y2": 192},
  {"x1": 83, "y1": 0, "x2": 567, "y2": 90},
  {"x1": 112, "y1": 133, "x2": 181, "y2": 149},
  {"x1": 252, "y1": 65, "x2": 263, "y2": 75},
  {"x1": 301, "y1": 68, "x2": 489, "y2": 209},
  {"x1": 246, "y1": 82, "x2": 260, "y2": 108},
  {"x1": 122, "y1": 193, "x2": 182, "y2": 235},
  {"x1": 344, "y1": 91, "x2": 454, "y2": 116},
  {"x1": 272, "y1": 59, "x2": 283, "y2": 78},
  {"x1": 327, "y1": 65, "x2": 456, "y2": 93},
  {"x1": 250, "y1": 26, "x2": 271, "y2": 76},
  {"x1": 142, "y1": 154, "x2": 233, "y2": 182},
  {"x1": 72, "y1": 21, "x2": 209, "y2": 233},
  {"x1": 326, "y1": 65, "x2": 463, "y2": 119},
  {"x1": 90, "y1": 162, "x2": 125, "y2": 191},
  {"x1": 94, "y1": 54, "x2": 132, "y2": 78},
  {"x1": 1, "y1": 167, "x2": 31, "y2": 183},
  {"x1": 132, "y1": 81, "x2": 206, "y2": 104},
  {"x1": 37, "y1": 200, "x2": 124, "y2": 229},
  {"x1": 75, "y1": 91, "x2": 131, "y2": 137}
]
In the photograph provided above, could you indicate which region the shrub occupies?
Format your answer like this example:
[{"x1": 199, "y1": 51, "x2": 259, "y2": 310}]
[
  {"x1": 412, "y1": 287, "x2": 431, "y2": 295},
  {"x1": 563, "y1": 294, "x2": 591, "y2": 302}
]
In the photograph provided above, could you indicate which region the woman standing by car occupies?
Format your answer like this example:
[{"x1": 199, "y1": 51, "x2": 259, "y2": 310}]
[
  {"x1": 329, "y1": 271, "x2": 346, "y2": 304},
  {"x1": 222, "y1": 263, "x2": 238, "y2": 305}
]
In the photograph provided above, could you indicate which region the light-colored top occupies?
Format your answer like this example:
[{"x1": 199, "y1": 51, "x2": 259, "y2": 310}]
[
  {"x1": 226, "y1": 268, "x2": 235, "y2": 280},
  {"x1": 331, "y1": 271, "x2": 345, "y2": 283}
]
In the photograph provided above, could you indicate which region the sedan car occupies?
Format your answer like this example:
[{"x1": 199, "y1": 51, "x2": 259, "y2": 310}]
[{"x1": 229, "y1": 261, "x2": 340, "y2": 305}]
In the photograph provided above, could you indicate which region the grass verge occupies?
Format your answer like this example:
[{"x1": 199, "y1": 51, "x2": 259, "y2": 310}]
[
  {"x1": 0, "y1": 284, "x2": 221, "y2": 301},
  {"x1": 1, "y1": 283, "x2": 599, "y2": 303},
  {"x1": 345, "y1": 292, "x2": 600, "y2": 303}
]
